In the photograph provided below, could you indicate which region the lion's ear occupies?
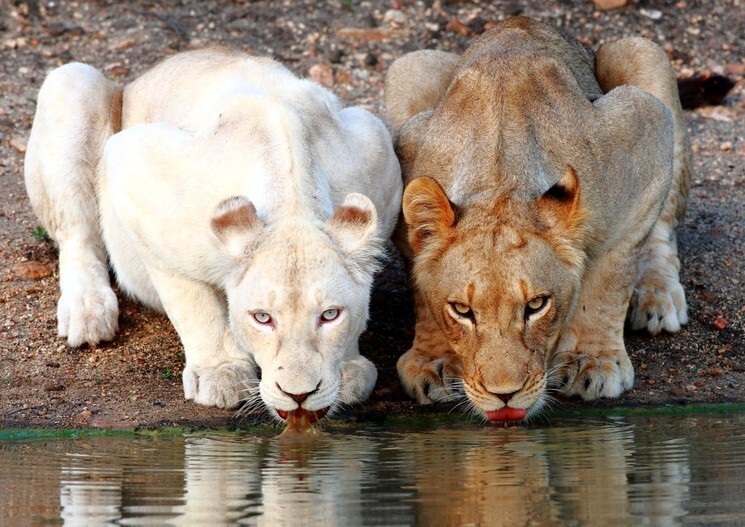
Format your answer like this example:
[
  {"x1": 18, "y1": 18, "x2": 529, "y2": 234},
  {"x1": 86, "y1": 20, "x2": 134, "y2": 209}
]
[
  {"x1": 402, "y1": 177, "x2": 455, "y2": 253},
  {"x1": 327, "y1": 193, "x2": 379, "y2": 252},
  {"x1": 211, "y1": 196, "x2": 264, "y2": 257},
  {"x1": 327, "y1": 193, "x2": 382, "y2": 278},
  {"x1": 537, "y1": 167, "x2": 584, "y2": 234}
]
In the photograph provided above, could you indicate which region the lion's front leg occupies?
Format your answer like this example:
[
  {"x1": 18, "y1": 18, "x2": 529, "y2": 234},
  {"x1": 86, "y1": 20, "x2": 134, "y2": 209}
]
[
  {"x1": 25, "y1": 63, "x2": 122, "y2": 347},
  {"x1": 338, "y1": 347, "x2": 377, "y2": 406},
  {"x1": 552, "y1": 247, "x2": 637, "y2": 400},
  {"x1": 397, "y1": 289, "x2": 463, "y2": 404},
  {"x1": 596, "y1": 37, "x2": 692, "y2": 335},
  {"x1": 147, "y1": 266, "x2": 257, "y2": 409},
  {"x1": 629, "y1": 224, "x2": 688, "y2": 334}
]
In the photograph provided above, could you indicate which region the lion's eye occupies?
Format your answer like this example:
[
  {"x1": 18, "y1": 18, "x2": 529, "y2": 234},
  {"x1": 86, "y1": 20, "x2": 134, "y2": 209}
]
[
  {"x1": 453, "y1": 303, "x2": 470, "y2": 315},
  {"x1": 253, "y1": 312, "x2": 273, "y2": 325},
  {"x1": 320, "y1": 308, "x2": 340, "y2": 323},
  {"x1": 525, "y1": 296, "x2": 549, "y2": 319},
  {"x1": 450, "y1": 302, "x2": 474, "y2": 319}
]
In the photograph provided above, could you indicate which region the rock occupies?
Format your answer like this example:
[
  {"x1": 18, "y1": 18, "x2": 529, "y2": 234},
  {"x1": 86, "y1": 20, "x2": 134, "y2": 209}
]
[
  {"x1": 11, "y1": 261, "x2": 52, "y2": 280},
  {"x1": 639, "y1": 8, "x2": 663, "y2": 20},
  {"x1": 593, "y1": 0, "x2": 627, "y2": 10},
  {"x1": 725, "y1": 63, "x2": 745, "y2": 75},
  {"x1": 695, "y1": 106, "x2": 734, "y2": 122},
  {"x1": 108, "y1": 38, "x2": 135, "y2": 52},
  {"x1": 699, "y1": 290, "x2": 718, "y2": 303},
  {"x1": 105, "y1": 63, "x2": 130, "y2": 76},
  {"x1": 10, "y1": 136, "x2": 27, "y2": 153},
  {"x1": 446, "y1": 18, "x2": 470, "y2": 36},
  {"x1": 383, "y1": 9, "x2": 407, "y2": 27},
  {"x1": 713, "y1": 317, "x2": 729, "y2": 330},
  {"x1": 308, "y1": 63, "x2": 334, "y2": 87}
]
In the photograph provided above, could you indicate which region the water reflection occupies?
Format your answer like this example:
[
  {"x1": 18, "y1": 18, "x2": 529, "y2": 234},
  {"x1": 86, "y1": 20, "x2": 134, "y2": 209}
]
[
  {"x1": 394, "y1": 421, "x2": 688, "y2": 526},
  {"x1": 2, "y1": 413, "x2": 744, "y2": 525}
]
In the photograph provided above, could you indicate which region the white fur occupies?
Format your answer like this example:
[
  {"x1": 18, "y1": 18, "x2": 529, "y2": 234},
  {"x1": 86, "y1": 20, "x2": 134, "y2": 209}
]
[{"x1": 25, "y1": 49, "x2": 402, "y2": 412}]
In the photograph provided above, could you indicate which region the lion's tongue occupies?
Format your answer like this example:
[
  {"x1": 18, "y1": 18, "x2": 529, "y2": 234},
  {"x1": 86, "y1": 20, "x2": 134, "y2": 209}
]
[{"x1": 486, "y1": 407, "x2": 527, "y2": 422}]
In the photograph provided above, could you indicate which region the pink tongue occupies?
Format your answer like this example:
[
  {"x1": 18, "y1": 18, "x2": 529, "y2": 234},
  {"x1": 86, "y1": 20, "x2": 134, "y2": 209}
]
[{"x1": 486, "y1": 407, "x2": 527, "y2": 422}]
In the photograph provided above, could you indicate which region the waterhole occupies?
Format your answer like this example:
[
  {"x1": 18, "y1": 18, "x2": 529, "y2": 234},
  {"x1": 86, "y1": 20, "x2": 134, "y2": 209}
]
[{"x1": 2, "y1": 411, "x2": 744, "y2": 525}]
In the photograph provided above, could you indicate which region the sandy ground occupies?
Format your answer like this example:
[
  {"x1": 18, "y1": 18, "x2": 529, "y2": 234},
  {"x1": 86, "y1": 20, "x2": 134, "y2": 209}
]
[{"x1": 0, "y1": 0, "x2": 743, "y2": 430}]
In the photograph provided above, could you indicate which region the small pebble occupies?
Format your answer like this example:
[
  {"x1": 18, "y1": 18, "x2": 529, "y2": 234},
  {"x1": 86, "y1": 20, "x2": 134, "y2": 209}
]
[
  {"x1": 383, "y1": 9, "x2": 406, "y2": 27},
  {"x1": 639, "y1": 8, "x2": 663, "y2": 20},
  {"x1": 308, "y1": 63, "x2": 334, "y2": 87},
  {"x1": 593, "y1": 0, "x2": 627, "y2": 10}
]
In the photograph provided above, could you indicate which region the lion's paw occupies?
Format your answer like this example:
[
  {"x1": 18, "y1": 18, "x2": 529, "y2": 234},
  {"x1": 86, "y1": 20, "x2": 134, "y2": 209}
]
[
  {"x1": 339, "y1": 356, "x2": 378, "y2": 405},
  {"x1": 183, "y1": 361, "x2": 257, "y2": 409},
  {"x1": 397, "y1": 348, "x2": 463, "y2": 404},
  {"x1": 629, "y1": 272, "x2": 688, "y2": 335},
  {"x1": 553, "y1": 349, "x2": 634, "y2": 401},
  {"x1": 57, "y1": 283, "x2": 119, "y2": 347}
]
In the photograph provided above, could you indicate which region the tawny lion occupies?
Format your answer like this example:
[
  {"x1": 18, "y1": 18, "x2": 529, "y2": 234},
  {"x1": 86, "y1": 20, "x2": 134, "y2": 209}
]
[{"x1": 385, "y1": 17, "x2": 691, "y2": 421}]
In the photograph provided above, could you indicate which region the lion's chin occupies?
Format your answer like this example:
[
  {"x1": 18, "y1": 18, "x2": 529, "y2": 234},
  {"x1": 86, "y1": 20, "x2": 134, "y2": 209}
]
[
  {"x1": 276, "y1": 407, "x2": 329, "y2": 424},
  {"x1": 486, "y1": 407, "x2": 527, "y2": 422}
]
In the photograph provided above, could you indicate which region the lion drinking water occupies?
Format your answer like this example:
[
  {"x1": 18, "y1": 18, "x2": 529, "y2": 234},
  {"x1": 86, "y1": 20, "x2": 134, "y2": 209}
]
[
  {"x1": 385, "y1": 17, "x2": 692, "y2": 422},
  {"x1": 25, "y1": 49, "x2": 402, "y2": 424}
]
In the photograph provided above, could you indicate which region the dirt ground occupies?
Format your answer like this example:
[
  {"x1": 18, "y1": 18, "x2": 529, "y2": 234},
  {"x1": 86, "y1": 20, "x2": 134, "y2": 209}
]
[{"x1": 1, "y1": 0, "x2": 743, "y2": 430}]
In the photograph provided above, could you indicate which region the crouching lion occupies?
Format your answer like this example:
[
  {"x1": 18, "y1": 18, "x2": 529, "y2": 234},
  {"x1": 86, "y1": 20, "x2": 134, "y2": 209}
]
[
  {"x1": 385, "y1": 17, "x2": 691, "y2": 421},
  {"x1": 25, "y1": 48, "x2": 402, "y2": 422}
]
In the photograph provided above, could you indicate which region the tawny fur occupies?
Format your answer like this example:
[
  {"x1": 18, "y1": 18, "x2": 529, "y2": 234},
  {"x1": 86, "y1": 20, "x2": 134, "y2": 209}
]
[
  {"x1": 384, "y1": 17, "x2": 692, "y2": 418},
  {"x1": 25, "y1": 48, "x2": 402, "y2": 414}
]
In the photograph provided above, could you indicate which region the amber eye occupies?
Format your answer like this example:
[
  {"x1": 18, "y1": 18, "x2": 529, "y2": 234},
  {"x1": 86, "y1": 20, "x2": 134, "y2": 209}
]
[
  {"x1": 320, "y1": 308, "x2": 340, "y2": 323},
  {"x1": 450, "y1": 302, "x2": 474, "y2": 320},
  {"x1": 525, "y1": 296, "x2": 549, "y2": 319},
  {"x1": 253, "y1": 312, "x2": 273, "y2": 325}
]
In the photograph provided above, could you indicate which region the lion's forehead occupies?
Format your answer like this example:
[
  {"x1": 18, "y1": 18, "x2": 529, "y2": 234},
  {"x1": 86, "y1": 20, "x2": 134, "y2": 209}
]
[
  {"x1": 423, "y1": 227, "x2": 565, "y2": 305},
  {"x1": 440, "y1": 225, "x2": 545, "y2": 274},
  {"x1": 239, "y1": 241, "x2": 361, "y2": 310}
]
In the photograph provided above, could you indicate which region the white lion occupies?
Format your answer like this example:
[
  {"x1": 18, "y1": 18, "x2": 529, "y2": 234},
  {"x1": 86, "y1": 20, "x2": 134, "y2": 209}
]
[{"x1": 24, "y1": 48, "x2": 402, "y2": 420}]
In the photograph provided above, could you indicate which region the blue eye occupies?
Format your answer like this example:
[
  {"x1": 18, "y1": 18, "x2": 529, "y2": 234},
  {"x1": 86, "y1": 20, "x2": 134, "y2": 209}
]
[
  {"x1": 253, "y1": 312, "x2": 272, "y2": 325},
  {"x1": 320, "y1": 308, "x2": 340, "y2": 322}
]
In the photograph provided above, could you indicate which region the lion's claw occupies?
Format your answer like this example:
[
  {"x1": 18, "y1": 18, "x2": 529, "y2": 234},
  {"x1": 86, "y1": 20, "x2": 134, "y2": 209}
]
[
  {"x1": 183, "y1": 361, "x2": 257, "y2": 409},
  {"x1": 552, "y1": 349, "x2": 634, "y2": 400},
  {"x1": 629, "y1": 275, "x2": 688, "y2": 335},
  {"x1": 397, "y1": 348, "x2": 463, "y2": 404},
  {"x1": 57, "y1": 282, "x2": 119, "y2": 347}
]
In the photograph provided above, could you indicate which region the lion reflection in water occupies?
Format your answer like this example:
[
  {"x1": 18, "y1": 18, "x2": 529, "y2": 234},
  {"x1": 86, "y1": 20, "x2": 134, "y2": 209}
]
[{"x1": 36, "y1": 426, "x2": 692, "y2": 526}]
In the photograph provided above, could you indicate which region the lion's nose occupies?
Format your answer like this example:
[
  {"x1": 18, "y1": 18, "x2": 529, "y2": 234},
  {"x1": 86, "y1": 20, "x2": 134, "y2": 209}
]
[
  {"x1": 277, "y1": 381, "x2": 321, "y2": 404},
  {"x1": 494, "y1": 390, "x2": 519, "y2": 403},
  {"x1": 288, "y1": 391, "x2": 310, "y2": 403}
]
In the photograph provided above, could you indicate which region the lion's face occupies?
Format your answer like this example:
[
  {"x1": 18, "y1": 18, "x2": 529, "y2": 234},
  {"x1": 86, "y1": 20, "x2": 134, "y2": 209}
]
[
  {"x1": 227, "y1": 233, "x2": 371, "y2": 420},
  {"x1": 404, "y1": 173, "x2": 585, "y2": 420},
  {"x1": 212, "y1": 193, "x2": 381, "y2": 423}
]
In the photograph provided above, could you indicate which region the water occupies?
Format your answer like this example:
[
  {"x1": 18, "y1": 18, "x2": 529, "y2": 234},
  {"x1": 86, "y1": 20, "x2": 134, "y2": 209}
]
[{"x1": 2, "y1": 411, "x2": 745, "y2": 526}]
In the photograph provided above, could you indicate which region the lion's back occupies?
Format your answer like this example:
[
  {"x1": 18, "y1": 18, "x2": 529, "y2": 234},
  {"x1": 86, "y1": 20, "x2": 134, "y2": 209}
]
[{"x1": 121, "y1": 48, "x2": 337, "y2": 133}]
